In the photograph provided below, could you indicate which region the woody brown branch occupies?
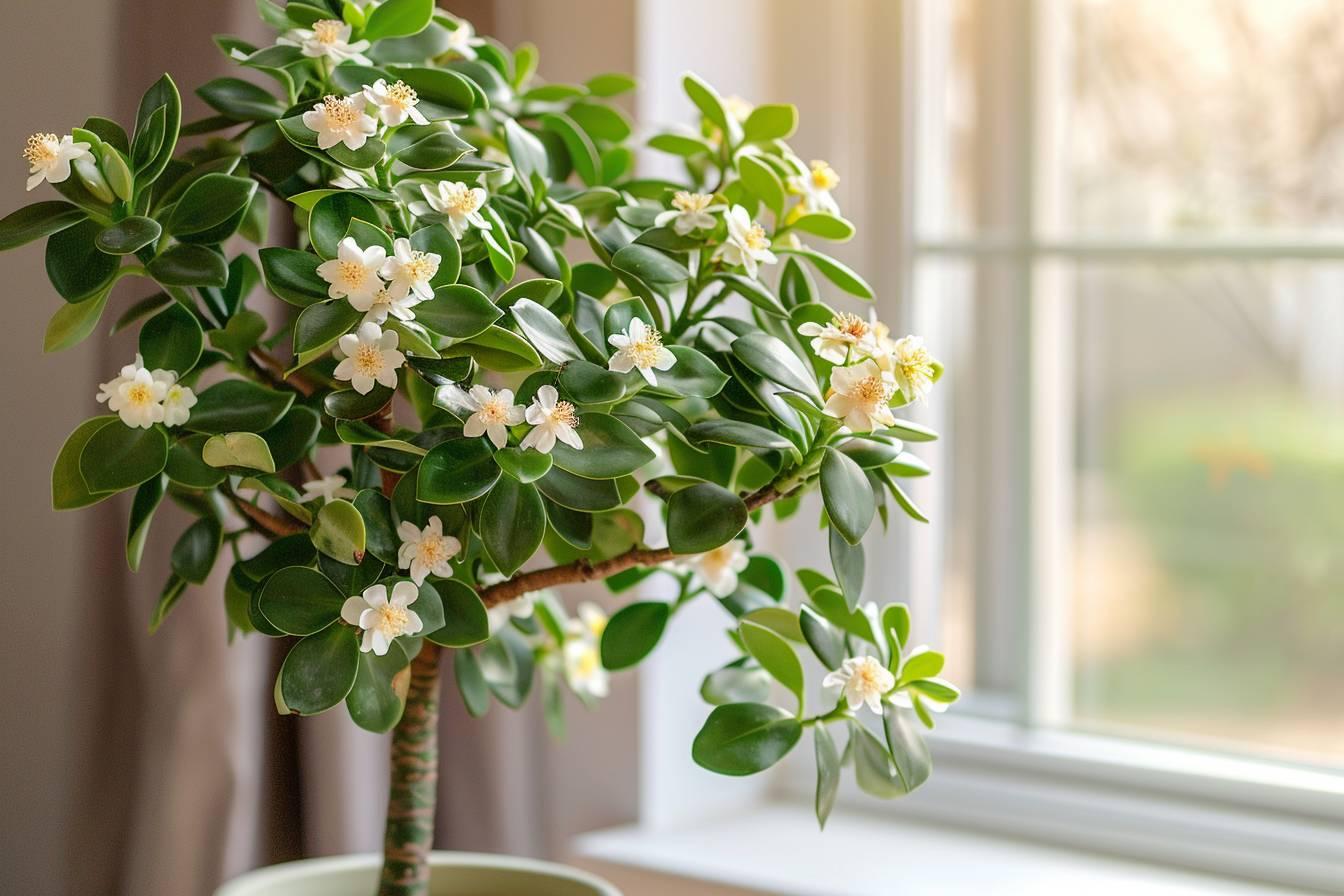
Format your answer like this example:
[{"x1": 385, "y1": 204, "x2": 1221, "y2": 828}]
[
  {"x1": 474, "y1": 482, "x2": 785, "y2": 608},
  {"x1": 226, "y1": 490, "x2": 306, "y2": 538}
]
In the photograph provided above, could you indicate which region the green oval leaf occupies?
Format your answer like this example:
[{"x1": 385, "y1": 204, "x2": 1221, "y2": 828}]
[
  {"x1": 279, "y1": 624, "x2": 360, "y2": 715},
  {"x1": 479, "y1": 476, "x2": 546, "y2": 576},
  {"x1": 731, "y1": 332, "x2": 821, "y2": 402},
  {"x1": 95, "y1": 216, "x2": 160, "y2": 255},
  {"x1": 821, "y1": 447, "x2": 875, "y2": 545},
  {"x1": 171, "y1": 515, "x2": 222, "y2": 584},
  {"x1": 258, "y1": 566, "x2": 346, "y2": 636},
  {"x1": 186, "y1": 380, "x2": 295, "y2": 433},
  {"x1": 363, "y1": 0, "x2": 433, "y2": 40},
  {"x1": 511, "y1": 298, "x2": 583, "y2": 364},
  {"x1": 311, "y1": 499, "x2": 367, "y2": 565},
  {"x1": 139, "y1": 302, "x2": 203, "y2": 373},
  {"x1": 147, "y1": 244, "x2": 228, "y2": 287},
  {"x1": 425, "y1": 579, "x2": 490, "y2": 647},
  {"x1": 202, "y1": 431, "x2": 276, "y2": 472},
  {"x1": 78, "y1": 420, "x2": 168, "y2": 493},
  {"x1": 346, "y1": 646, "x2": 411, "y2": 732},
  {"x1": 740, "y1": 620, "x2": 804, "y2": 710},
  {"x1": 0, "y1": 200, "x2": 85, "y2": 251},
  {"x1": 666, "y1": 482, "x2": 747, "y2": 555},
  {"x1": 414, "y1": 284, "x2": 501, "y2": 339},
  {"x1": 46, "y1": 219, "x2": 118, "y2": 301},
  {"x1": 167, "y1": 173, "x2": 257, "y2": 243},
  {"x1": 418, "y1": 437, "x2": 500, "y2": 504},
  {"x1": 600, "y1": 601, "x2": 669, "y2": 670},
  {"x1": 550, "y1": 413, "x2": 654, "y2": 479},
  {"x1": 52, "y1": 416, "x2": 118, "y2": 509},
  {"x1": 259, "y1": 246, "x2": 329, "y2": 307},
  {"x1": 691, "y1": 702, "x2": 802, "y2": 776}
]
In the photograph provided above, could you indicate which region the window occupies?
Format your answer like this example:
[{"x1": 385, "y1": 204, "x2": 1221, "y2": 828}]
[{"x1": 899, "y1": 0, "x2": 1344, "y2": 764}]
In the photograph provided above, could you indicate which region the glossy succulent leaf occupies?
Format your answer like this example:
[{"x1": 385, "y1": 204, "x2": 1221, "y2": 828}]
[{"x1": 692, "y1": 702, "x2": 802, "y2": 776}]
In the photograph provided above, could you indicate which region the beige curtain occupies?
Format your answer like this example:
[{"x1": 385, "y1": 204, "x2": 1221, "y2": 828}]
[{"x1": 0, "y1": 2, "x2": 639, "y2": 894}]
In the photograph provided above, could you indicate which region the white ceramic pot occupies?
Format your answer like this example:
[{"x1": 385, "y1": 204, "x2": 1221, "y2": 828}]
[{"x1": 216, "y1": 851, "x2": 621, "y2": 896}]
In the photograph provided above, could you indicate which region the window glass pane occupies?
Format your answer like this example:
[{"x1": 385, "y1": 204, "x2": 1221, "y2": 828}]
[
  {"x1": 1069, "y1": 261, "x2": 1344, "y2": 764},
  {"x1": 1060, "y1": 0, "x2": 1344, "y2": 236}
]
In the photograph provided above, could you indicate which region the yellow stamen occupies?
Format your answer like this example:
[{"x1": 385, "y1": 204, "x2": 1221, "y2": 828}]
[
  {"x1": 743, "y1": 223, "x2": 769, "y2": 251},
  {"x1": 833, "y1": 312, "x2": 869, "y2": 340},
  {"x1": 354, "y1": 344, "x2": 383, "y2": 376},
  {"x1": 551, "y1": 400, "x2": 578, "y2": 428},
  {"x1": 321, "y1": 95, "x2": 359, "y2": 127},
  {"x1": 478, "y1": 398, "x2": 512, "y2": 425},
  {"x1": 126, "y1": 382, "x2": 153, "y2": 406},
  {"x1": 312, "y1": 19, "x2": 345, "y2": 45},
  {"x1": 374, "y1": 603, "x2": 410, "y2": 637},
  {"x1": 672, "y1": 191, "x2": 713, "y2": 213},
  {"x1": 625, "y1": 326, "x2": 665, "y2": 369},
  {"x1": 852, "y1": 375, "x2": 892, "y2": 407},
  {"x1": 386, "y1": 80, "x2": 418, "y2": 109},
  {"x1": 404, "y1": 251, "x2": 438, "y2": 282},
  {"x1": 23, "y1": 133, "x2": 58, "y2": 165},
  {"x1": 809, "y1": 159, "x2": 839, "y2": 191},
  {"x1": 338, "y1": 258, "x2": 366, "y2": 287},
  {"x1": 440, "y1": 183, "x2": 483, "y2": 216}
]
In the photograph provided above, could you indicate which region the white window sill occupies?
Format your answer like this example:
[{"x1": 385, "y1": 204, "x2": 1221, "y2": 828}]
[{"x1": 572, "y1": 804, "x2": 1310, "y2": 896}]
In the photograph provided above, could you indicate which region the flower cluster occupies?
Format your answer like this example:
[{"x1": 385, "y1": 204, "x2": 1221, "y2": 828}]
[
  {"x1": 96, "y1": 355, "x2": 196, "y2": 429},
  {"x1": 318, "y1": 236, "x2": 440, "y2": 325},
  {"x1": 341, "y1": 581, "x2": 424, "y2": 656},
  {"x1": 798, "y1": 311, "x2": 938, "y2": 432},
  {"x1": 439, "y1": 383, "x2": 584, "y2": 455},
  {"x1": 563, "y1": 601, "x2": 610, "y2": 700}
]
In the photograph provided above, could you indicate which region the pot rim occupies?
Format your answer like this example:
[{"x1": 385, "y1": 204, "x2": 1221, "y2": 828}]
[{"x1": 215, "y1": 850, "x2": 620, "y2": 896}]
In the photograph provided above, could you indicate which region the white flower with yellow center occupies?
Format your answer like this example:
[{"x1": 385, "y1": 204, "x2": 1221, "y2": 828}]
[
  {"x1": 822, "y1": 655, "x2": 895, "y2": 715},
  {"x1": 316, "y1": 237, "x2": 388, "y2": 307},
  {"x1": 787, "y1": 159, "x2": 841, "y2": 215},
  {"x1": 607, "y1": 318, "x2": 676, "y2": 386},
  {"x1": 566, "y1": 601, "x2": 609, "y2": 642},
  {"x1": 23, "y1": 132, "x2": 92, "y2": 191},
  {"x1": 301, "y1": 94, "x2": 378, "y2": 152},
  {"x1": 410, "y1": 180, "x2": 488, "y2": 238},
  {"x1": 96, "y1": 354, "x2": 146, "y2": 411},
  {"x1": 878, "y1": 334, "x2": 937, "y2": 404},
  {"x1": 439, "y1": 384, "x2": 525, "y2": 449},
  {"x1": 298, "y1": 474, "x2": 356, "y2": 504},
  {"x1": 396, "y1": 515, "x2": 462, "y2": 585},
  {"x1": 824, "y1": 359, "x2": 897, "y2": 432},
  {"x1": 445, "y1": 19, "x2": 487, "y2": 59},
  {"x1": 279, "y1": 19, "x2": 371, "y2": 65},
  {"x1": 685, "y1": 540, "x2": 750, "y2": 598},
  {"x1": 520, "y1": 385, "x2": 582, "y2": 454},
  {"x1": 564, "y1": 638, "x2": 609, "y2": 700},
  {"x1": 363, "y1": 79, "x2": 429, "y2": 127},
  {"x1": 797, "y1": 312, "x2": 875, "y2": 364},
  {"x1": 107, "y1": 366, "x2": 167, "y2": 429},
  {"x1": 379, "y1": 237, "x2": 439, "y2": 302},
  {"x1": 654, "y1": 191, "x2": 721, "y2": 236},
  {"x1": 334, "y1": 322, "x2": 405, "y2": 395},
  {"x1": 713, "y1": 205, "x2": 777, "y2": 279},
  {"x1": 358, "y1": 284, "x2": 419, "y2": 325},
  {"x1": 341, "y1": 581, "x2": 424, "y2": 656},
  {"x1": 160, "y1": 379, "x2": 197, "y2": 427}
]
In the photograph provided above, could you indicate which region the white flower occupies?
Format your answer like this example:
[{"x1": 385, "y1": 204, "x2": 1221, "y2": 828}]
[
  {"x1": 787, "y1": 159, "x2": 840, "y2": 215},
  {"x1": 520, "y1": 385, "x2": 582, "y2": 454},
  {"x1": 109, "y1": 367, "x2": 167, "y2": 429},
  {"x1": 96, "y1": 354, "x2": 146, "y2": 410},
  {"x1": 823, "y1": 655, "x2": 895, "y2": 715},
  {"x1": 686, "y1": 541, "x2": 749, "y2": 597},
  {"x1": 567, "y1": 601, "x2": 608, "y2": 642},
  {"x1": 379, "y1": 237, "x2": 439, "y2": 302},
  {"x1": 410, "y1": 181, "x2": 488, "y2": 238},
  {"x1": 278, "y1": 19, "x2": 371, "y2": 64},
  {"x1": 23, "y1": 132, "x2": 92, "y2": 191},
  {"x1": 363, "y1": 79, "x2": 428, "y2": 127},
  {"x1": 334, "y1": 322, "x2": 406, "y2": 394},
  {"x1": 160, "y1": 379, "x2": 197, "y2": 427},
  {"x1": 713, "y1": 205, "x2": 776, "y2": 279},
  {"x1": 341, "y1": 581, "x2": 424, "y2": 656},
  {"x1": 299, "y1": 474, "x2": 356, "y2": 504},
  {"x1": 878, "y1": 335, "x2": 937, "y2": 404},
  {"x1": 445, "y1": 19, "x2": 487, "y2": 59},
  {"x1": 654, "y1": 190, "x2": 722, "y2": 236},
  {"x1": 358, "y1": 284, "x2": 420, "y2": 325},
  {"x1": 797, "y1": 312, "x2": 876, "y2": 364},
  {"x1": 301, "y1": 94, "x2": 378, "y2": 151},
  {"x1": 317, "y1": 237, "x2": 388, "y2": 307},
  {"x1": 824, "y1": 359, "x2": 897, "y2": 432},
  {"x1": 440, "y1": 384, "x2": 525, "y2": 449},
  {"x1": 487, "y1": 591, "x2": 537, "y2": 633},
  {"x1": 607, "y1": 318, "x2": 676, "y2": 385},
  {"x1": 396, "y1": 515, "x2": 462, "y2": 585},
  {"x1": 564, "y1": 638, "x2": 609, "y2": 699}
]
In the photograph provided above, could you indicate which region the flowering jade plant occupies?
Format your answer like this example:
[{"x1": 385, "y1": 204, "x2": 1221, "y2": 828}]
[{"x1": 4, "y1": 2, "x2": 958, "y2": 893}]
